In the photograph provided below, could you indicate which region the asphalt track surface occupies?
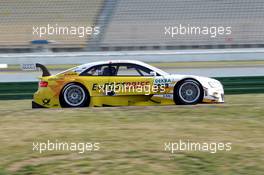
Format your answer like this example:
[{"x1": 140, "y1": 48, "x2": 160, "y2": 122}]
[
  {"x1": 1, "y1": 67, "x2": 264, "y2": 82},
  {"x1": 0, "y1": 49, "x2": 264, "y2": 82}
]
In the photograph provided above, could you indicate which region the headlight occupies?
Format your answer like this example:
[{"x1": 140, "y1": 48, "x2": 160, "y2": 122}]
[{"x1": 208, "y1": 81, "x2": 221, "y2": 88}]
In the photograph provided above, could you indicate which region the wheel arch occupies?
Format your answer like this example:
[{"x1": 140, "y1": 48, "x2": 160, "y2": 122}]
[{"x1": 174, "y1": 77, "x2": 202, "y2": 88}]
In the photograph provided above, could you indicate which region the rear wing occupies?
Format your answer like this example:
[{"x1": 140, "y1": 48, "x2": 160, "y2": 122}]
[
  {"x1": 21, "y1": 63, "x2": 51, "y2": 77},
  {"x1": 36, "y1": 63, "x2": 51, "y2": 77}
]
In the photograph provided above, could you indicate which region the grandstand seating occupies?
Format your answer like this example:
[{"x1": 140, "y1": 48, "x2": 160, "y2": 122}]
[
  {"x1": 0, "y1": 0, "x2": 264, "y2": 52},
  {"x1": 0, "y1": 0, "x2": 103, "y2": 50},
  {"x1": 100, "y1": 0, "x2": 264, "y2": 50}
]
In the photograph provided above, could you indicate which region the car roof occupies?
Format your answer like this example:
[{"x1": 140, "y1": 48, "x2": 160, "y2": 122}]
[{"x1": 73, "y1": 60, "x2": 169, "y2": 75}]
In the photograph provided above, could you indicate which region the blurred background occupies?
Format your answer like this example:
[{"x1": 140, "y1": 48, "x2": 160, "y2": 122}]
[
  {"x1": 0, "y1": 0, "x2": 264, "y2": 52},
  {"x1": 0, "y1": 2, "x2": 264, "y2": 174},
  {"x1": 0, "y1": 0, "x2": 264, "y2": 94}
]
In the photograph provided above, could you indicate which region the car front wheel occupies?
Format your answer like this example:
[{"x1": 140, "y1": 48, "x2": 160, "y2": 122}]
[{"x1": 174, "y1": 79, "x2": 203, "y2": 105}]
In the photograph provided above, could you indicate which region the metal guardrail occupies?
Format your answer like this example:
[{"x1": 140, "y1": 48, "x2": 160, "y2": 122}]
[
  {"x1": 0, "y1": 82, "x2": 37, "y2": 100},
  {"x1": 0, "y1": 76, "x2": 264, "y2": 100},
  {"x1": 216, "y1": 76, "x2": 264, "y2": 94},
  {"x1": 1, "y1": 49, "x2": 264, "y2": 65}
]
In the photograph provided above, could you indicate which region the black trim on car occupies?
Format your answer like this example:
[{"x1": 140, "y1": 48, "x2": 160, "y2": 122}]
[{"x1": 32, "y1": 101, "x2": 47, "y2": 108}]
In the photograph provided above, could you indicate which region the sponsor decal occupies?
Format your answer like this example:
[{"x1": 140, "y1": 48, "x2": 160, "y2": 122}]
[
  {"x1": 20, "y1": 64, "x2": 36, "y2": 71},
  {"x1": 48, "y1": 77, "x2": 63, "y2": 81},
  {"x1": 63, "y1": 72, "x2": 78, "y2": 76},
  {"x1": 0, "y1": 64, "x2": 8, "y2": 69},
  {"x1": 163, "y1": 94, "x2": 173, "y2": 99},
  {"x1": 92, "y1": 81, "x2": 165, "y2": 95},
  {"x1": 92, "y1": 81, "x2": 150, "y2": 91},
  {"x1": 49, "y1": 80, "x2": 66, "y2": 97},
  {"x1": 42, "y1": 98, "x2": 51, "y2": 106},
  {"x1": 154, "y1": 78, "x2": 172, "y2": 84},
  {"x1": 154, "y1": 78, "x2": 173, "y2": 93}
]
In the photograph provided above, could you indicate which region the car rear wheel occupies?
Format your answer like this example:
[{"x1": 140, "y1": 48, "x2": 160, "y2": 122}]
[
  {"x1": 174, "y1": 79, "x2": 203, "y2": 105},
  {"x1": 60, "y1": 83, "x2": 89, "y2": 107}
]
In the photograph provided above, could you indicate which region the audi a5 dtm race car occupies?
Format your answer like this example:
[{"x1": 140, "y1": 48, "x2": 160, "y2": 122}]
[{"x1": 32, "y1": 60, "x2": 224, "y2": 108}]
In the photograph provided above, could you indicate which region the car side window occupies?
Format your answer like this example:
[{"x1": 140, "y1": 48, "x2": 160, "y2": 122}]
[
  {"x1": 117, "y1": 65, "x2": 141, "y2": 76},
  {"x1": 84, "y1": 66, "x2": 99, "y2": 76},
  {"x1": 80, "y1": 63, "x2": 158, "y2": 76},
  {"x1": 115, "y1": 63, "x2": 155, "y2": 76},
  {"x1": 80, "y1": 65, "x2": 118, "y2": 76}
]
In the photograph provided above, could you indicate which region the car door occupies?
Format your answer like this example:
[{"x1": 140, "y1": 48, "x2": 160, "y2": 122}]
[
  {"x1": 78, "y1": 64, "x2": 111, "y2": 97},
  {"x1": 107, "y1": 63, "x2": 158, "y2": 96}
]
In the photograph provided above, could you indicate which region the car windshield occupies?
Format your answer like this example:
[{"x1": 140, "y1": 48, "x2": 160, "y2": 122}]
[{"x1": 142, "y1": 63, "x2": 169, "y2": 76}]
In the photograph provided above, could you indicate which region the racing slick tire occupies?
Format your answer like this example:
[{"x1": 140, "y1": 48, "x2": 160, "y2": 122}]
[
  {"x1": 60, "y1": 83, "x2": 90, "y2": 108},
  {"x1": 174, "y1": 79, "x2": 204, "y2": 105}
]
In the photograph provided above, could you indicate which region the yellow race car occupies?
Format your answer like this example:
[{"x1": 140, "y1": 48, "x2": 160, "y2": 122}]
[{"x1": 32, "y1": 60, "x2": 224, "y2": 108}]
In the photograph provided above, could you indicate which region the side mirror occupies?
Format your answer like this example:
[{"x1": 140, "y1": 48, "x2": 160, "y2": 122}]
[{"x1": 150, "y1": 71, "x2": 157, "y2": 76}]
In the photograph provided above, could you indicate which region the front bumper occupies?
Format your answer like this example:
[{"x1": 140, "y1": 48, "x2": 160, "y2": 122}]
[{"x1": 203, "y1": 87, "x2": 224, "y2": 103}]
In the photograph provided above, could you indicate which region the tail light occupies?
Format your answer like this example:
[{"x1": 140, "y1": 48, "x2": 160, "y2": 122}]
[{"x1": 39, "y1": 81, "x2": 48, "y2": 87}]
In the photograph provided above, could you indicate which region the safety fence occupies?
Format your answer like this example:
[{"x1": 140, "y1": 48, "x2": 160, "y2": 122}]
[{"x1": 0, "y1": 76, "x2": 264, "y2": 100}]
